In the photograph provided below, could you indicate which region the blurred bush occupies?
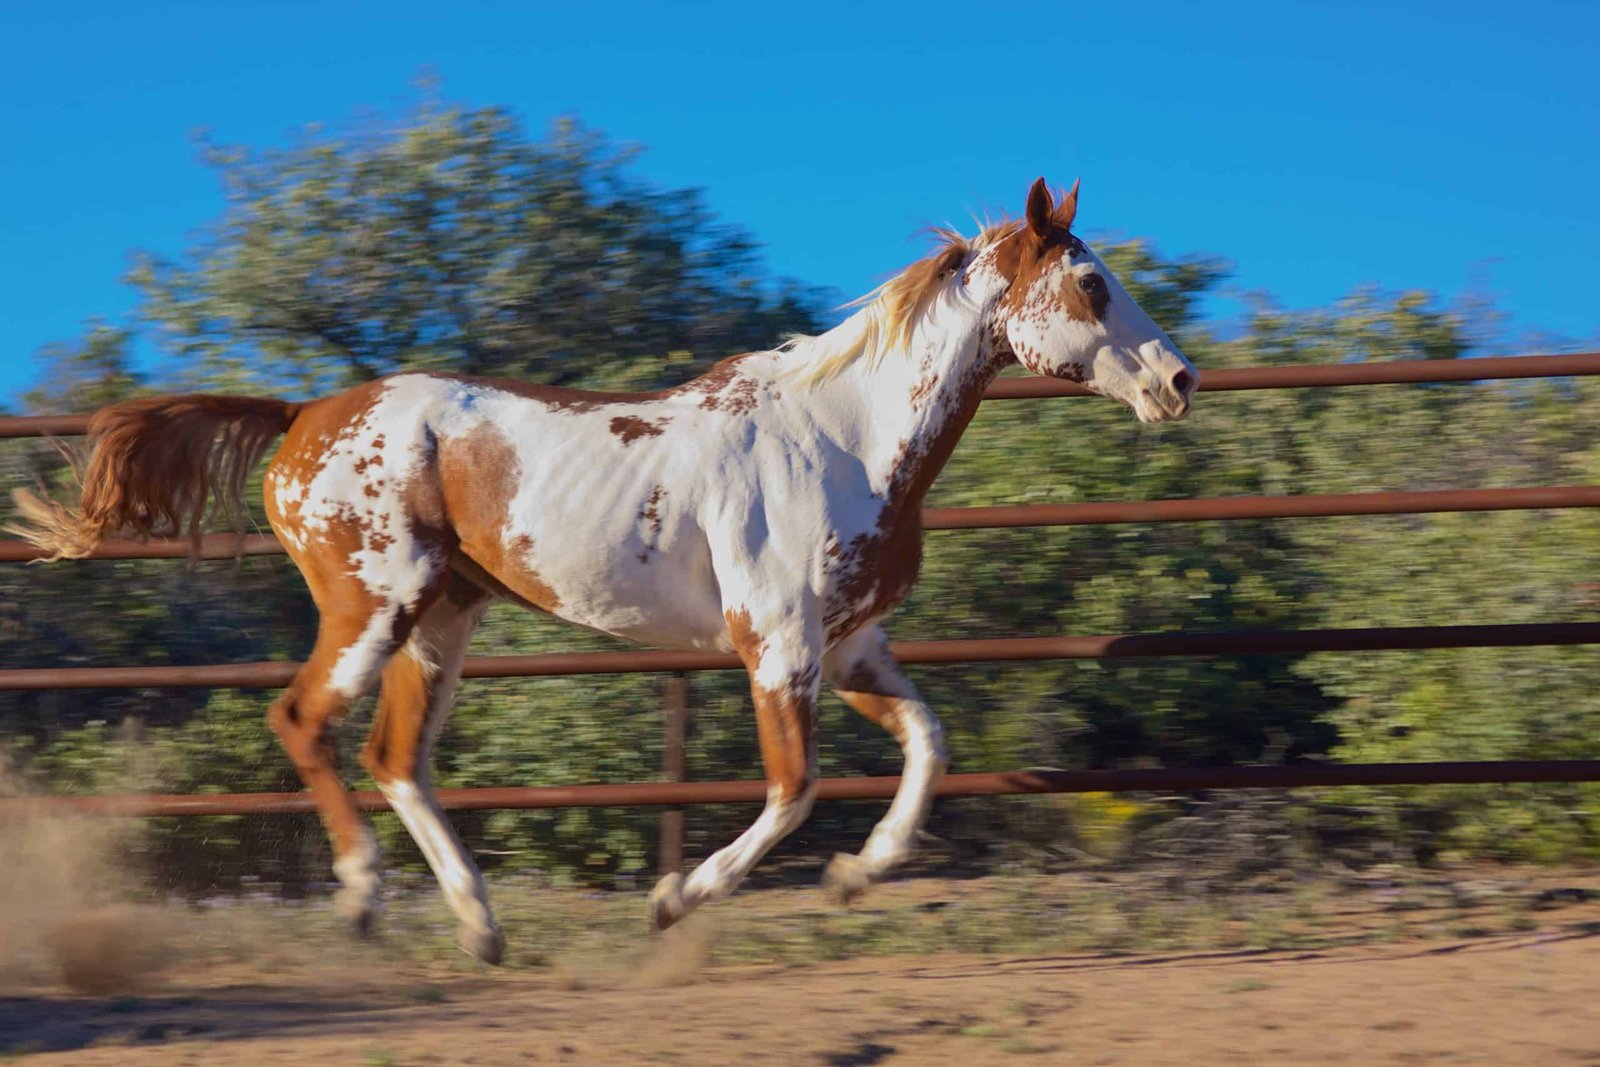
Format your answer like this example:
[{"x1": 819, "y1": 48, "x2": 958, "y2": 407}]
[{"x1": 2, "y1": 98, "x2": 1596, "y2": 890}]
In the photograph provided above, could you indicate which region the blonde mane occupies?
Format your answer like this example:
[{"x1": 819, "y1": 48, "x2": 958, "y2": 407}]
[{"x1": 782, "y1": 218, "x2": 1023, "y2": 384}]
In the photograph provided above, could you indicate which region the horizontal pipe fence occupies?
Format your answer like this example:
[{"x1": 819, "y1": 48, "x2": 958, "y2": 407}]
[
  {"x1": 3, "y1": 351, "x2": 1596, "y2": 439},
  {"x1": 4, "y1": 622, "x2": 1600, "y2": 691},
  {"x1": 2, "y1": 352, "x2": 1598, "y2": 828},
  {"x1": 11, "y1": 761, "x2": 1600, "y2": 820},
  {"x1": 4, "y1": 484, "x2": 1599, "y2": 562}
]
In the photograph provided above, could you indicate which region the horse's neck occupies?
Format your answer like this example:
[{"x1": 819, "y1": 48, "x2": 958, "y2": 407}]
[{"x1": 811, "y1": 296, "x2": 1005, "y2": 511}]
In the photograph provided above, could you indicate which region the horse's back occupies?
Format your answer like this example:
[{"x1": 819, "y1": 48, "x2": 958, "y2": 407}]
[
  {"x1": 268, "y1": 372, "x2": 739, "y2": 649},
  {"x1": 264, "y1": 367, "x2": 894, "y2": 654}
]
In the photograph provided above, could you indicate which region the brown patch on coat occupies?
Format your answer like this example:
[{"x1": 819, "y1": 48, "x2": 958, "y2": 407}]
[
  {"x1": 821, "y1": 353, "x2": 1008, "y2": 642},
  {"x1": 724, "y1": 606, "x2": 768, "y2": 667},
  {"x1": 1062, "y1": 272, "x2": 1110, "y2": 324},
  {"x1": 361, "y1": 572, "x2": 491, "y2": 783},
  {"x1": 988, "y1": 179, "x2": 1091, "y2": 327},
  {"x1": 637, "y1": 486, "x2": 666, "y2": 563},
  {"x1": 834, "y1": 687, "x2": 910, "y2": 746},
  {"x1": 995, "y1": 234, "x2": 1069, "y2": 323},
  {"x1": 1062, "y1": 280, "x2": 1096, "y2": 323},
  {"x1": 609, "y1": 415, "x2": 669, "y2": 444},
  {"x1": 826, "y1": 635, "x2": 916, "y2": 745},
  {"x1": 259, "y1": 408, "x2": 459, "y2": 873},
  {"x1": 261, "y1": 386, "x2": 384, "y2": 558},
  {"x1": 700, "y1": 375, "x2": 760, "y2": 415},
  {"x1": 691, "y1": 354, "x2": 763, "y2": 414},
  {"x1": 815, "y1": 180, "x2": 1091, "y2": 638},
  {"x1": 436, "y1": 425, "x2": 561, "y2": 612},
  {"x1": 907, "y1": 350, "x2": 940, "y2": 409},
  {"x1": 726, "y1": 609, "x2": 820, "y2": 799},
  {"x1": 360, "y1": 638, "x2": 430, "y2": 782},
  {"x1": 750, "y1": 666, "x2": 819, "y2": 799}
]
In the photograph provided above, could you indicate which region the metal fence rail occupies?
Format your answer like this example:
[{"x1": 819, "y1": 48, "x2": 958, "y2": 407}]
[
  {"x1": 2, "y1": 352, "x2": 1597, "y2": 439},
  {"x1": 9, "y1": 760, "x2": 1600, "y2": 819},
  {"x1": 983, "y1": 351, "x2": 1600, "y2": 399},
  {"x1": 4, "y1": 484, "x2": 1598, "y2": 562},
  {"x1": 3, "y1": 622, "x2": 1598, "y2": 691},
  {"x1": 2, "y1": 351, "x2": 1597, "y2": 833}
]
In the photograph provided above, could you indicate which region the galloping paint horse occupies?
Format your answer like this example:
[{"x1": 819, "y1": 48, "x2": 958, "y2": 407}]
[{"x1": 15, "y1": 179, "x2": 1197, "y2": 963}]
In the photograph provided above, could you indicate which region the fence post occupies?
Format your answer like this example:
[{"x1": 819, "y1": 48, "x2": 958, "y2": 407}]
[{"x1": 659, "y1": 671, "x2": 689, "y2": 877}]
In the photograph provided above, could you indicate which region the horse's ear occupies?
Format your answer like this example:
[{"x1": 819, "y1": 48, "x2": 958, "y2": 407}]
[
  {"x1": 1025, "y1": 177, "x2": 1054, "y2": 238},
  {"x1": 1057, "y1": 178, "x2": 1080, "y2": 230}
]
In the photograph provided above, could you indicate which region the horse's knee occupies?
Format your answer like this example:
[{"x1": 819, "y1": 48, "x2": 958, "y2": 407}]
[
  {"x1": 265, "y1": 692, "x2": 296, "y2": 738},
  {"x1": 266, "y1": 696, "x2": 312, "y2": 758},
  {"x1": 358, "y1": 725, "x2": 401, "y2": 781},
  {"x1": 776, "y1": 775, "x2": 820, "y2": 831},
  {"x1": 357, "y1": 737, "x2": 382, "y2": 780}
]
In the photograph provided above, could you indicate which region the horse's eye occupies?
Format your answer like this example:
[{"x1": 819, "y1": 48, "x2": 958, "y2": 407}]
[{"x1": 1079, "y1": 274, "x2": 1105, "y2": 294}]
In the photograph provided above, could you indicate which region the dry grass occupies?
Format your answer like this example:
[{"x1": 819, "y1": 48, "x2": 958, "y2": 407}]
[{"x1": 116, "y1": 860, "x2": 1596, "y2": 980}]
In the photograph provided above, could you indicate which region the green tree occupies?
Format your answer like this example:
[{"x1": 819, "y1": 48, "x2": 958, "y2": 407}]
[
  {"x1": 130, "y1": 104, "x2": 827, "y2": 394},
  {"x1": 5, "y1": 109, "x2": 1597, "y2": 883}
]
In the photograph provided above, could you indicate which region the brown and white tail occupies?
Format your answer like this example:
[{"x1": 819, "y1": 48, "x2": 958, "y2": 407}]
[{"x1": 8, "y1": 393, "x2": 304, "y2": 560}]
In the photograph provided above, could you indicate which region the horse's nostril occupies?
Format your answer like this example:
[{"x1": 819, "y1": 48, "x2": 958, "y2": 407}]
[{"x1": 1172, "y1": 369, "x2": 1193, "y2": 395}]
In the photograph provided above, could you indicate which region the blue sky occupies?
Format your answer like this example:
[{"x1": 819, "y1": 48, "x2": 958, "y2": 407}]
[{"x1": 3, "y1": 0, "x2": 1597, "y2": 403}]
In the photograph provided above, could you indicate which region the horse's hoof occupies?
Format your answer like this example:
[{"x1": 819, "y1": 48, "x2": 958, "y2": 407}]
[
  {"x1": 333, "y1": 891, "x2": 378, "y2": 939},
  {"x1": 648, "y1": 872, "x2": 687, "y2": 932},
  {"x1": 457, "y1": 923, "x2": 506, "y2": 966},
  {"x1": 822, "y1": 853, "x2": 873, "y2": 905}
]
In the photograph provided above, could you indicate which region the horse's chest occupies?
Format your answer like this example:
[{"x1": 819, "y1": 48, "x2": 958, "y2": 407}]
[{"x1": 821, "y1": 519, "x2": 924, "y2": 642}]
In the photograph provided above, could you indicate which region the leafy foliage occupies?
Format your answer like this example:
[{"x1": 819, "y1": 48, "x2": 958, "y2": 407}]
[
  {"x1": 129, "y1": 104, "x2": 828, "y2": 394},
  {"x1": 3, "y1": 101, "x2": 1597, "y2": 888}
]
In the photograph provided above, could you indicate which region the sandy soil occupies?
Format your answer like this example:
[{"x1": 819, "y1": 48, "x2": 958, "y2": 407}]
[{"x1": 4, "y1": 896, "x2": 1597, "y2": 1066}]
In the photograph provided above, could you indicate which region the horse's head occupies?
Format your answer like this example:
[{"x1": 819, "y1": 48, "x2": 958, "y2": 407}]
[{"x1": 986, "y1": 177, "x2": 1198, "y2": 423}]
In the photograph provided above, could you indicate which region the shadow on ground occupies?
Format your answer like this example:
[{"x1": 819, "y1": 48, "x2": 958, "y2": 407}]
[{"x1": 0, "y1": 983, "x2": 471, "y2": 1055}]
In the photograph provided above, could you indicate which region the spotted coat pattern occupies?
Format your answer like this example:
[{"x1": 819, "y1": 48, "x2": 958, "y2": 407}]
[{"x1": 35, "y1": 179, "x2": 1199, "y2": 959}]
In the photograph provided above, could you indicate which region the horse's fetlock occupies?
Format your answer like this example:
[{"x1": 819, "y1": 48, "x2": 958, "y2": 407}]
[
  {"x1": 648, "y1": 872, "x2": 689, "y2": 932},
  {"x1": 456, "y1": 922, "x2": 506, "y2": 966}
]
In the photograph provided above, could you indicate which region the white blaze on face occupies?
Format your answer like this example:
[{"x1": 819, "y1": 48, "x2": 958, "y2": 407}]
[
  {"x1": 1004, "y1": 242, "x2": 1197, "y2": 422},
  {"x1": 1081, "y1": 249, "x2": 1198, "y2": 422}
]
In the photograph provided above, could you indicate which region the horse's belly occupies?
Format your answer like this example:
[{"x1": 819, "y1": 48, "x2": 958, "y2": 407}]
[{"x1": 487, "y1": 524, "x2": 732, "y2": 653}]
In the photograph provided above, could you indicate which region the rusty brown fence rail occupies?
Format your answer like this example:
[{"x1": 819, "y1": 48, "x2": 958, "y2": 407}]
[
  {"x1": 2, "y1": 351, "x2": 1598, "y2": 828},
  {"x1": 2, "y1": 622, "x2": 1599, "y2": 691},
  {"x1": 983, "y1": 351, "x2": 1600, "y2": 399},
  {"x1": 3, "y1": 353, "x2": 1595, "y2": 564},
  {"x1": 9, "y1": 761, "x2": 1600, "y2": 819},
  {"x1": 2, "y1": 352, "x2": 1597, "y2": 439},
  {"x1": 3, "y1": 485, "x2": 1598, "y2": 562}
]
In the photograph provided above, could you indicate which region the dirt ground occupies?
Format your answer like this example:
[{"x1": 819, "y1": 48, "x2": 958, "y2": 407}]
[{"x1": 3, "y1": 873, "x2": 1597, "y2": 1066}]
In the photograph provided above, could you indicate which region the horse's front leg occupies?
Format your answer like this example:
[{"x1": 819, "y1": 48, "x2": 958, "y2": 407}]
[
  {"x1": 820, "y1": 624, "x2": 949, "y2": 903},
  {"x1": 649, "y1": 613, "x2": 821, "y2": 930}
]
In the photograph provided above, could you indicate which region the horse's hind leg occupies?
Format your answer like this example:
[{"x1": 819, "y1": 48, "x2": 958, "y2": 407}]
[
  {"x1": 266, "y1": 570, "x2": 446, "y2": 936},
  {"x1": 359, "y1": 571, "x2": 502, "y2": 964},
  {"x1": 819, "y1": 624, "x2": 948, "y2": 903}
]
